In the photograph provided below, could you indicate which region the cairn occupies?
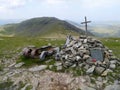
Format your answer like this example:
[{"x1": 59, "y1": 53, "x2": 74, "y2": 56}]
[{"x1": 59, "y1": 35, "x2": 120, "y2": 76}]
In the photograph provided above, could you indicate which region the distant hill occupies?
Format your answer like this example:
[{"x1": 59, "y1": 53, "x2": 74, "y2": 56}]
[
  {"x1": 0, "y1": 17, "x2": 93, "y2": 38},
  {"x1": 68, "y1": 21, "x2": 120, "y2": 37},
  {"x1": 89, "y1": 22, "x2": 120, "y2": 37}
]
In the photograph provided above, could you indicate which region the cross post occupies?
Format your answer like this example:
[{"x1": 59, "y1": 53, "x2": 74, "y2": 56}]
[{"x1": 81, "y1": 16, "x2": 91, "y2": 37}]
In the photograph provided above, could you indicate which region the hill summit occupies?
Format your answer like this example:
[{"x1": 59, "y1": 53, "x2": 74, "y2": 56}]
[{"x1": 1, "y1": 17, "x2": 93, "y2": 37}]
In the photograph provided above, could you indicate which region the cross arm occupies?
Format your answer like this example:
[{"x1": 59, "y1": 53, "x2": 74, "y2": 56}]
[{"x1": 81, "y1": 21, "x2": 91, "y2": 24}]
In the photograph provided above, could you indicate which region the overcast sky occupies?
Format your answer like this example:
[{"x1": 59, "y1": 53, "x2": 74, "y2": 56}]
[{"x1": 0, "y1": 0, "x2": 120, "y2": 22}]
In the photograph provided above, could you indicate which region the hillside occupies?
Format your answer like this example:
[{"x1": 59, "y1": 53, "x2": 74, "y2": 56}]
[
  {"x1": 68, "y1": 21, "x2": 120, "y2": 37},
  {"x1": 0, "y1": 17, "x2": 93, "y2": 38}
]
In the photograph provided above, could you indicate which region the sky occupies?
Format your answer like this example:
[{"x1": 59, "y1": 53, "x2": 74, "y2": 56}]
[{"x1": 0, "y1": 0, "x2": 120, "y2": 22}]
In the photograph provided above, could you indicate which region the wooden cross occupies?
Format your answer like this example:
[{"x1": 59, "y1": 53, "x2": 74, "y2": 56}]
[{"x1": 81, "y1": 16, "x2": 91, "y2": 37}]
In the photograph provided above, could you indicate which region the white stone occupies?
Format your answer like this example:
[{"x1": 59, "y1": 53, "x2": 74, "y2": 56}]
[
  {"x1": 86, "y1": 66, "x2": 95, "y2": 74},
  {"x1": 57, "y1": 66, "x2": 62, "y2": 71},
  {"x1": 71, "y1": 64, "x2": 76, "y2": 68},
  {"x1": 110, "y1": 64, "x2": 116, "y2": 69},
  {"x1": 108, "y1": 50, "x2": 113, "y2": 53},
  {"x1": 8, "y1": 62, "x2": 16, "y2": 68},
  {"x1": 110, "y1": 60, "x2": 117, "y2": 64},
  {"x1": 83, "y1": 39, "x2": 87, "y2": 43},
  {"x1": 83, "y1": 55, "x2": 90, "y2": 60},
  {"x1": 29, "y1": 65, "x2": 47, "y2": 72},
  {"x1": 15, "y1": 62, "x2": 25, "y2": 68},
  {"x1": 76, "y1": 56, "x2": 81, "y2": 61},
  {"x1": 54, "y1": 62, "x2": 62, "y2": 66}
]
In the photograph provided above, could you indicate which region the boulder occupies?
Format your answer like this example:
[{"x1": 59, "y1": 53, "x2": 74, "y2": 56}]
[{"x1": 95, "y1": 66, "x2": 105, "y2": 75}]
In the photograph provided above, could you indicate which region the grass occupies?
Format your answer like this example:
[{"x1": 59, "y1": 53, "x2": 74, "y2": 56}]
[
  {"x1": 0, "y1": 36, "x2": 65, "y2": 58},
  {"x1": 0, "y1": 81, "x2": 13, "y2": 89},
  {"x1": 0, "y1": 36, "x2": 120, "y2": 68},
  {"x1": 100, "y1": 38, "x2": 120, "y2": 58},
  {"x1": 0, "y1": 36, "x2": 120, "y2": 89}
]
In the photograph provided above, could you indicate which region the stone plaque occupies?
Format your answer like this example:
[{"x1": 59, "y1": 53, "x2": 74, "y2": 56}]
[{"x1": 90, "y1": 48, "x2": 104, "y2": 61}]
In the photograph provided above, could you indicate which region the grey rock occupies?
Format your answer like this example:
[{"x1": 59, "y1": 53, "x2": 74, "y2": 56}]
[
  {"x1": 29, "y1": 65, "x2": 47, "y2": 72},
  {"x1": 8, "y1": 62, "x2": 16, "y2": 68},
  {"x1": 83, "y1": 39, "x2": 87, "y2": 43},
  {"x1": 95, "y1": 66, "x2": 105, "y2": 75},
  {"x1": 86, "y1": 65, "x2": 95, "y2": 74},
  {"x1": 101, "y1": 70, "x2": 109, "y2": 76},
  {"x1": 56, "y1": 66, "x2": 62, "y2": 71},
  {"x1": 54, "y1": 62, "x2": 62, "y2": 66},
  {"x1": 104, "y1": 84, "x2": 120, "y2": 90},
  {"x1": 77, "y1": 42, "x2": 82, "y2": 48},
  {"x1": 86, "y1": 58, "x2": 94, "y2": 65},
  {"x1": 70, "y1": 47, "x2": 76, "y2": 54},
  {"x1": 65, "y1": 36, "x2": 70, "y2": 46},
  {"x1": 110, "y1": 64, "x2": 116, "y2": 69},
  {"x1": 76, "y1": 56, "x2": 81, "y2": 61},
  {"x1": 79, "y1": 46, "x2": 84, "y2": 49},
  {"x1": 108, "y1": 50, "x2": 113, "y2": 53},
  {"x1": 104, "y1": 58, "x2": 110, "y2": 64},
  {"x1": 15, "y1": 62, "x2": 25, "y2": 68},
  {"x1": 80, "y1": 84, "x2": 96, "y2": 90},
  {"x1": 97, "y1": 77, "x2": 103, "y2": 82},
  {"x1": 83, "y1": 55, "x2": 90, "y2": 60},
  {"x1": 84, "y1": 64, "x2": 90, "y2": 70},
  {"x1": 110, "y1": 60, "x2": 117, "y2": 64},
  {"x1": 64, "y1": 61, "x2": 73, "y2": 67},
  {"x1": 71, "y1": 64, "x2": 76, "y2": 68}
]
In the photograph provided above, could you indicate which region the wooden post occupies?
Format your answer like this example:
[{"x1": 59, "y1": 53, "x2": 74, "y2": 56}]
[{"x1": 81, "y1": 16, "x2": 91, "y2": 37}]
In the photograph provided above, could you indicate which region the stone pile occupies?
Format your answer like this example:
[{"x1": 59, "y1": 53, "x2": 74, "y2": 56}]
[{"x1": 59, "y1": 35, "x2": 120, "y2": 76}]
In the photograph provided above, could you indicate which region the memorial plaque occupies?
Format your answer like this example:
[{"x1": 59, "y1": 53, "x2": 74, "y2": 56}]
[{"x1": 90, "y1": 48, "x2": 104, "y2": 61}]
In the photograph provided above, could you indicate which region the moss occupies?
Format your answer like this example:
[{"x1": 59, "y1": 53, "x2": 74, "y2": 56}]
[
  {"x1": 0, "y1": 81, "x2": 13, "y2": 89},
  {"x1": 91, "y1": 78, "x2": 96, "y2": 84},
  {"x1": 18, "y1": 81, "x2": 26, "y2": 90},
  {"x1": 25, "y1": 85, "x2": 33, "y2": 90},
  {"x1": 0, "y1": 65, "x2": 3, "y2": 71},
  {"x1": 49, "y1": 65, "x2": 57, "y2": 72},
  {"x1": 77, "y1": 88, "x2": 81, "y2": 90}
]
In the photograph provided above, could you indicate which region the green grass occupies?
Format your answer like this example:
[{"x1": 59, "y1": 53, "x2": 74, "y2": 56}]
[
  {"x1": 0, "y1": 36, "x2": 65, "y2": 57},
  {"x1": 0, "y1": 36, "x2": 65, "y2": 67},
  {"x1": 100, "y1": 38, "x2": 120, "y2": 58},
  {"x1": 0, "y1": 36, "x2": 119, "y2": 68}
]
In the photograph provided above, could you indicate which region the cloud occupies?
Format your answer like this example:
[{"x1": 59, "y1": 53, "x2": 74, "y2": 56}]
[
  {"x1": 81, "y1": 0, "x2": 120, "y2": 8},
  {"x1": 0, "y1": 0, "x2": 32, "y2": 12},
  {"x1": 45, "y1": 0, "x2": 66, "y2": 5}
]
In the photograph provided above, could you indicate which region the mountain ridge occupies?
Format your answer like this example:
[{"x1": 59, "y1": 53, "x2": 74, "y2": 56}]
[{"x1": 0, "y1": 17, "x2": 93, "y2": 37}]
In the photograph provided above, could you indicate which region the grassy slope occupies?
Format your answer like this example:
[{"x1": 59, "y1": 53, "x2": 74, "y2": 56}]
[
  {"x1": 0, "y1": 36, "x2": 119, "y2": 58},
  {"x1": 100, "y1": 38, "x2": 120, "y2": 58},
  {"x1": 0, "y1": 36, "x2": 65, "y2": 59}
]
